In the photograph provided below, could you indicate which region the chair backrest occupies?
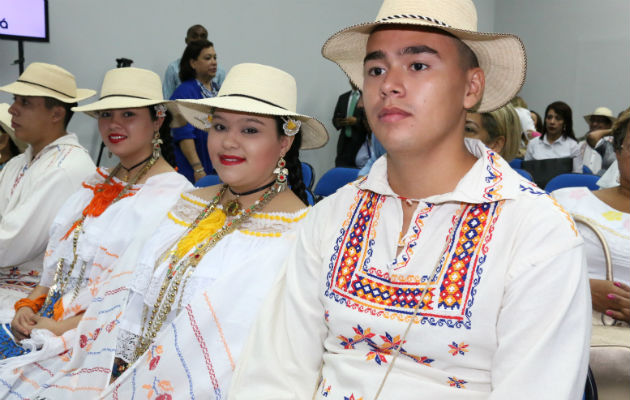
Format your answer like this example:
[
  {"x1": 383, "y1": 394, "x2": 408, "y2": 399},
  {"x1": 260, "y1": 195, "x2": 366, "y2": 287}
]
[
  {"x1": 305, "y1": 189, "x2": 315, "y2": 206},
  {"x1": 514, "y1": 168, "x2": 533, "y2": 181},
  {"x1": 195, "y1": 174, "x2": 222, "y2": 187},
  {"x1": 545, "y1": 173, "x2": 600, "y2": 192},
  {"x1": 508, "y1": 158, "x2": 523, "y2": 169},
  {"x1": 582, "y1": 165, "x2": 593, "y2": 174},
  {"x1": 301, "y1": 162, "x2": 315, "y2": 190},
  {"x1": 313, "y1": 167, "x2": 360, "y2": 198}
]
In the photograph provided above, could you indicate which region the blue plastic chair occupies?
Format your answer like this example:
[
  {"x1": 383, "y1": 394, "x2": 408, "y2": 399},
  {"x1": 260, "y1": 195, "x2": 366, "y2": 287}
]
[
  {"x1": 195, "y1": 174, "x2": 222, "y2": 187},
  {"x1": 301, "y1": 162, "x2": 315, "y2": 190},
  {"x1": 508, "y1": 158, "x2": 523, "y2": 169},
  {"x1": 514, "y1": 168, "x2": 533, "y2": 181},
  {"x1": 313, "y1": 167, "x2": 360, "y2": 199},
  {"x1": 545, "y1": 173, "x2": 599, "y2": 192},
  {"x1": 305, "y1": 189, "x2": 315, "y2": 206},
  {"x1": 582, "y1": 165, "x2": 593, "y2": 174}
]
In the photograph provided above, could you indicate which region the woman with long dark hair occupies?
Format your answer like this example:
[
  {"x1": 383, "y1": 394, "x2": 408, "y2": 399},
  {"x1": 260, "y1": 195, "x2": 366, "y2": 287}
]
[{"x1": 170, "y1": 39, "x2": 220, "y2": 183}]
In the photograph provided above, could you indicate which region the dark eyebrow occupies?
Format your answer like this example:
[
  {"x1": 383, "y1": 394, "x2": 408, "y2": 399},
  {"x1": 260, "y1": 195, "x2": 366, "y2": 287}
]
[
  {"x1": 401, "y1": 45, "x2": 439, "y2": 57},
  {"x1": 363, "y1": 50, "x2": 385, "y2": 64},
  {"x1": 244, "y1": 117, "x2": 265, "y2": 125}
]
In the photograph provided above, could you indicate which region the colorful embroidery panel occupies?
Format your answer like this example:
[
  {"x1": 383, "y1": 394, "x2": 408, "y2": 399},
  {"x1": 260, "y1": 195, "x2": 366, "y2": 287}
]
[{"x1": 325, "y1": 190, "x2": 502, "y2": 329}]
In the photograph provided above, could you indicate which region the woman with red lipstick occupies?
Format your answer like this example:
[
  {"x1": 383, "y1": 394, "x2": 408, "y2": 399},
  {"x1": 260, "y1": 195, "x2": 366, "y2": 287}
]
[
  {"x1": 170, "y1": 39, "x2": 220, "y2": 183},
  {"x1": 81, "y1": 63, "x2": 329, "y2": 398},
  {"x1": 524, "y1": 101, "x2": 582, "y2": 185},
  {"x1": 0, "y1": 68, "x2": 191, "y2": 375}
]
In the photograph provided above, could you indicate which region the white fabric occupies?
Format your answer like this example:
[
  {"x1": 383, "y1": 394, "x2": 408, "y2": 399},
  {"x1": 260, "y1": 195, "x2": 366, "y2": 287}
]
[
  {"x1": 0, "y1": 169, "x2": 192, "y2": 396},
  {"x1": 0, "y1": 134, "x2": 95, "y2": 303},
  {"x1": 100, "y1": 195, "x2": 308, "y2": 399},
  {"x1": 597, "y1": 160, "x2": 620, "y2": 188},
  {"x1": 524, "y1": 135, "x2": 582, "y2": 172},
  {"x1": 514, "y1": 106, "x2": 534, "y2": 133},
  {"x1": 553, "y1": 187, "x2": 630, "y2": 285},
  {"x1": 578, "y1": 140, "x2": 603, "y2": 175},
  {"x1": 230, "y1": 139, "x2": 591, "y2": 399}
]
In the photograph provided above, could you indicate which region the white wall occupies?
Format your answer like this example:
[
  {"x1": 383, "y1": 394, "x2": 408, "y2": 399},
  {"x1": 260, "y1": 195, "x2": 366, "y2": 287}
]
[
  {"x1": 494, "y1": 0, "x2": 630, "y2": 137},
  {"x1": 3, "y1": 0, "x2": 624, "y2": 179}
]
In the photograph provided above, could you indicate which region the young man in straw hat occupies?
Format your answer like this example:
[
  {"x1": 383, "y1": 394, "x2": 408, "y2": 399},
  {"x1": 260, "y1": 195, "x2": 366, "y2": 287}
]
[
  {"x1": 584, "y1": 106, "x2": 617, "y2": 173},
  {"x1": 230, "y1": 0, "x2": 590, "y2": 398},
  {"x1": 0, "y1": 62, "x2": 96, "y2": 305}
]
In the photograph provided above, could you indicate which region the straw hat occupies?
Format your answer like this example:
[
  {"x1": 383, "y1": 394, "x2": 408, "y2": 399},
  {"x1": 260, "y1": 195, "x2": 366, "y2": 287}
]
[
  {"x1": 175, "y1": 63, "x2": 329, "y2": 150},
  {"x1": 584, "y1": 107, "x2": 615, "y2": 125},
  {"x1": 0, "y1": 62, "x2": 95, "y2": 103},
  {"x1": 73, "y1": 67, "x2": 166, "y2": 117},
  {"x1": 0, "y1": 103, "x2": 28, "y2": 152},
  {"x1": 321, "y1": 0, "x2": 527, "y2": 113}
]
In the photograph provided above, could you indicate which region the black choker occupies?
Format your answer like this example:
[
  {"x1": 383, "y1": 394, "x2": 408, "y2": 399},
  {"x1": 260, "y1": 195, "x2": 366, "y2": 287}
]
[
  {"x1": 121, "y1": 154, "x2": 153, "y2": 172},
  {"x1": 228, "y1": 180, "x2": 275, "y2": 197}
]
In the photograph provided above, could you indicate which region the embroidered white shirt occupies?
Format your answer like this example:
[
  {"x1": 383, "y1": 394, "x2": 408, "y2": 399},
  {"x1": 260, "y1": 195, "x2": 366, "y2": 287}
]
[
  {"x1": 230, "y1": 139, "x2": 591, "y2": 399},
  {"x1": 0, "y1": 134, "x2": 95, "y2": 279}
]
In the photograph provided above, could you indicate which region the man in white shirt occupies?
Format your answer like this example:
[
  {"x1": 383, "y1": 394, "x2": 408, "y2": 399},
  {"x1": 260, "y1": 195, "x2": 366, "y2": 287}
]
[
  {"x1": 0, "y1": 62, "x2": 96, "y2": 303},
  {"x1": 230, "y1": 0, "x2": 591, "y2": 399}
]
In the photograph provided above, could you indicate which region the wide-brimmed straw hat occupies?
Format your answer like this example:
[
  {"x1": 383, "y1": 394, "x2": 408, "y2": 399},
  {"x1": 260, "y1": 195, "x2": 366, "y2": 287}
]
[
  {"x1": 73, "y1": 67, "x2": 166, "y2": 117},
  {"x1": 175, "y1": 63, "x2": 329, "y2": 150},
  {"x1": 321, "y1": 0, "x2": 527, "y2": 113},
  {"x1": 584, "y1": 107, "x2": 615, "y2": 125},
  {"x1": 0, "y1": 103, "x2": 28, "y2": 152},
  {"x1": 0, "y1": 62, "x2": 95, "y2": 103}
]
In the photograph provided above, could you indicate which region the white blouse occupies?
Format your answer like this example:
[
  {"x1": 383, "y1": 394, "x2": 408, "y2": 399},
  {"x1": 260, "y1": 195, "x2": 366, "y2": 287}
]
[
  {"x1": 553, "y1": 187, "x2": 630, "y2": 285},
  {"x1": 230, "y1": 139, "x2": 591, "y2": 399}
]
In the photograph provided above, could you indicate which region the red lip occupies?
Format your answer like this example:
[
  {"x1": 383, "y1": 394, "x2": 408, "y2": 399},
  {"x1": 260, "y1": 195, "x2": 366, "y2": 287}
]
[
  {"x1": 108, "y1": 134, "x2": 127, "y2": 144},
  {"x1": 219, "y1": 155, "x2": 245, "y2": 165},
  {"x1": 378, "y1": 106, "x2": 411, "y2": 122}
]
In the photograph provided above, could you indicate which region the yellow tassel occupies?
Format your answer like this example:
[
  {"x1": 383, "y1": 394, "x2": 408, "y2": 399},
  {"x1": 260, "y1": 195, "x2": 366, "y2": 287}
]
[
  {"x1": 53, "y1": 298, "x2": 64, "y2": 321},
  {"x1": 175, "y1": 208, "x2": 226, "y2": 259}
]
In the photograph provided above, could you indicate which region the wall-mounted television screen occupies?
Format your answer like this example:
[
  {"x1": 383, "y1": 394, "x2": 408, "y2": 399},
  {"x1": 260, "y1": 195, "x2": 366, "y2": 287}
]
[{"x1": 0, "y1": 0, "x2": 49, "y2": 42}]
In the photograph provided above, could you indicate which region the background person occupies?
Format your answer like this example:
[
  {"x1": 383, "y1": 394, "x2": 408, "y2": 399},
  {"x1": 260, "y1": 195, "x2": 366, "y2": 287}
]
[
  {"x1": 333, "y1": 81, "x2": 370, "y2": 167},
  {"x1": 162, "y1": 24, "x2": 226, "y2": 99},
  {"x1": 464, "y1": 103, "x2": 521, "y2": 161},
  {"x1": 0, "y1": 103, "x2": 27, "y2": 170},
  {"x1": 170, "y1": 39, "x2": 219, "y2": 183}
]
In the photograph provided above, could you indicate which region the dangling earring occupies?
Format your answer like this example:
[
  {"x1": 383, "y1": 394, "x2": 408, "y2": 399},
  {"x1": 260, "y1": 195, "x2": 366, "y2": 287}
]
[
  {"x1": 152, "y1": 130, "x2": 163, "y2": 159},
  {"x1": 274, "y1": 156, "x2": 289, "y2": 191}
]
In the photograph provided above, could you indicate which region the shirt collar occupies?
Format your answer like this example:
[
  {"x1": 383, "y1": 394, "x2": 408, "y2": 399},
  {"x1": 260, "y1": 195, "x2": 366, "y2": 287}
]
[
  {"x1": 357, "y1": 138, "x2": 522, "y2": 204},
  {"x1": 542, "y1": 135, "x2": 567, "y2": 146},
  {"x1": 24, "y1": 133, "x2": 79, "y2": 162}
]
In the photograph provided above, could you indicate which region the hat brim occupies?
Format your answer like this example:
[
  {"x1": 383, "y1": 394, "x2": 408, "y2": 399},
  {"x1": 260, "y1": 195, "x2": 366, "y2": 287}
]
[
  {"x1": 0, "y1": 81, "x2": 95, "y2": 103},
  {"x1": 175, "y1": 97, "x2": 329, "y2": 150},
  {"x1": 321, "y1": 20, "x2": 526, "y2": 113},
  {"x1": 72, "y1": 97, "x2": 168, "y2": 118},
  {"x1": 583, "y1": 114, "x2": 615, "y2": 125}
]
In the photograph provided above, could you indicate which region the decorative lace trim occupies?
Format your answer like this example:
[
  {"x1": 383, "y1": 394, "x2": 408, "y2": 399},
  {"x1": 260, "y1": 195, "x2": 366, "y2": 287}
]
[
  {"x1": 115, "y1": 329, "x2": 141, "y2": 363},
  {"x1": 168, "y1": 193, "x2": 309, "y2": 234}
]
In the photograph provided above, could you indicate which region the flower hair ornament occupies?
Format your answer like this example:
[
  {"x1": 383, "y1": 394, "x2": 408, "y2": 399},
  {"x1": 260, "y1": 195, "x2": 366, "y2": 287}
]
[
  {"x1": 154, "y1": 104, "x2": 167, "y2": 118},
  {"x1": 282, "y1": 117, "x2": 301, "y2": 136},
  {"x1": 195, "y1": 113, "x2": 213, "y2": 129}
]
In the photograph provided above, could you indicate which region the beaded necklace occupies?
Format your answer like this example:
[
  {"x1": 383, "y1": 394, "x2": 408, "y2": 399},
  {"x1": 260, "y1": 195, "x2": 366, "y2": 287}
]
[
  {"x1": 134, "y1": 182, "x2": 281, "y2": 360},
  {"x1": 41, "y1": 156, "x2": 158, "y2": 314}
]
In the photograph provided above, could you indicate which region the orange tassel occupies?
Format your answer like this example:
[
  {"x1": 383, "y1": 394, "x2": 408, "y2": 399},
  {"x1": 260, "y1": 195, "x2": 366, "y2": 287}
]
[
  {"x1": 62, "y1": 180, "x2": 135, "y2": 241},
  {"x1": 14, "y1": 294, "x2": 47, "y2": 313},
  {"x1": 53, "y1": 298, "x2": 64, "y2": 321}
]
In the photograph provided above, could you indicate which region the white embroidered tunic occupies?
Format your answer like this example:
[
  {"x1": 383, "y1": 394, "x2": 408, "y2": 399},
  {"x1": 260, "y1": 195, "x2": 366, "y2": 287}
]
[
  {"x1": 0, "y1": 168, "x2": 192, "y2": 393},
  {"x1": 553, "y1": 187, "x2": 630, "y2": 285},
  {"x1": 0, "y1": 134, "x2": 95, "y2": 304},
  {"x1": 230, "y1": 139, "x2": 591, "y2": 399}
]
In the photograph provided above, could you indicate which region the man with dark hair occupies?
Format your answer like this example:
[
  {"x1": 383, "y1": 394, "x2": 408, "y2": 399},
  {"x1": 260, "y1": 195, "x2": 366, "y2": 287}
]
[
  {"x1": 231, "y1": 0, "x2": 590, "y2": 398},
  {"x1": 0, "y1": 62, "x2": 96, "y2": 303},
  {"x1": 162, "y1": 24, "x2": 226, "y2": 98}
]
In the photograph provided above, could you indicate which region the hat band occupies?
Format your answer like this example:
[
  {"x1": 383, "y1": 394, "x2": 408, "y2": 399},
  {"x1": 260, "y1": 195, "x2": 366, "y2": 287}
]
[
  {"x1": 16, "y1": 79, "x2": 74, "y2": 98},
  {"x1": 376, "y1": 14, "x2": 450, "y2": 27},
  {"x1": 221, "y1": 93, "x2": 287, "y2": 111},
  {"x1": 99, "y1": 94, "x2": 154, "y2": 101}
]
